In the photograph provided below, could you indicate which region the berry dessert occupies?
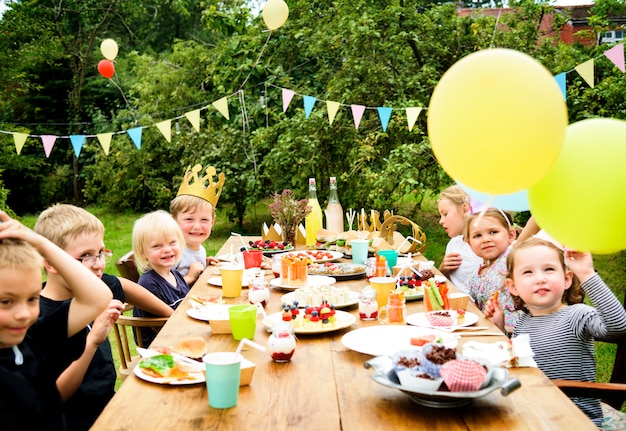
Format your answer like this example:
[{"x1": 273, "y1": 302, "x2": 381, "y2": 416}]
[
  {"x1": 281, "y1": 300, "x2": 338, "y2": 329},
  {"x1": 246, "y1": 239, "x2": 294, "y2": 252}
]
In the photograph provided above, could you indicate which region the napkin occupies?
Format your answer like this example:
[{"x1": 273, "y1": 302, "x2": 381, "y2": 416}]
[{"x1": 462, "y1": 334, "x2": 537, "y2": 368}]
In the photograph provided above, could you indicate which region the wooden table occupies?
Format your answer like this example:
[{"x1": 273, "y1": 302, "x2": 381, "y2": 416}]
[{"x1": 91, "y1": 237, "x2": 597, "y2": 430}]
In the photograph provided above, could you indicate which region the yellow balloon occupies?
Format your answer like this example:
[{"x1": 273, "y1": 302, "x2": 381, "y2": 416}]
[
  {"x1": 528, "y1": 118, "x2": 626, "y2": 254},
  {"x1": 100, "y1": 39, "x2": 119, "y2": 61},
  {"x1": 263, "y1": 0, "x2": 289, "y2": 31},
  {"x1": 428, "y1": 49, "x2": 568, "y2": 195}
]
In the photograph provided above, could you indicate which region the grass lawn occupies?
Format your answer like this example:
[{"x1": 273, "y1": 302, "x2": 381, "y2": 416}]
[{"x1": 19, "y1": 197, "x2": 626, "y2": 394}]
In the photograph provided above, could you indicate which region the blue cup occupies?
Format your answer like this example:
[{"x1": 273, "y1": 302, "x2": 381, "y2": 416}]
[
  {"x1": 376, "y1": 250, "x2": 398, "y2": 272},
  {"x1": 203, "y1": 352, "x2": 242, "y2": 408},
  {"x1": 351, "y1": 239, "x2": 369, "y2": 265}
]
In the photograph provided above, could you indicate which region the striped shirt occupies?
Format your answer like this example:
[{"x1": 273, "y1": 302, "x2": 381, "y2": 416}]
[{"x1": 513, "y1": 273, "x2": 626, "y2": 427}]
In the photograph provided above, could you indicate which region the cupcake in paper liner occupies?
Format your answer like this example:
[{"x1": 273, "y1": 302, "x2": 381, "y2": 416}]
[
  {"x1": 425, "y1": 310, "x2": 456, "y2": 327},
  {"x1": 392, "y1": 349, "x2": 422, "y2": 372},
  {"x1": 440, "y1": 359, "x2": 489, "y2": 392},
  {"x1": 392, "y1": 349, "x2": 443, "y2": 392},
  {"x1": 419, "y1": 343, "x2": 457, "y2": 378}
]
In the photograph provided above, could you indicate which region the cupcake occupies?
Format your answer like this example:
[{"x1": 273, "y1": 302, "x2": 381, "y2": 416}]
[
  {"x1": 392, "y1": 349, "x2": 443, "y2": 392},
  {"x1": 420, "y1": 343, "x2": 457, "y2": 378},
  {"x1": 426, "y1": 310, "x2": 456, "y2": 327},
  {"x1": 440, "y1": 359, "x2": 489, "y2": 392}
]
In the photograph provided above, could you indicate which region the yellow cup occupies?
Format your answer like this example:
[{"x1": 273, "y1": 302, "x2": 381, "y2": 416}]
[
  {"x1": 221, "y1": 265, "x2": 244, "y2": 297},
  {"x1": 369, "y1": 276, "x2": 397, "y2": 308}
]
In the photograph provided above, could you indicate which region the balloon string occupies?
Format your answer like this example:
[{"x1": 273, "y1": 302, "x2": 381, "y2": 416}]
[
  {"x1": 238, "y1": 30, "x2": 273, "y2": 91},
  {"x1": 108, "y1": 76, "x2": 134, "y2": 117},
  {"x1": 471, "y1": 195, "x2": 494, "y2": 229}
]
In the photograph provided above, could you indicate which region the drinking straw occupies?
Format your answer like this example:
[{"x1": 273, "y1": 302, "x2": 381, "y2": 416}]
[
  {"x1": 235, "y1": 338, "x2": 267, "y2": 356},
  {"x1": 255, "y1": 302, "x2": 268, "y2": 319},
  {"x1": 395, "y1": 236, "x2": 423, "y2": 253},
  {"x1": 231, "y1": 232, "x2": 250, "y2": 252}
]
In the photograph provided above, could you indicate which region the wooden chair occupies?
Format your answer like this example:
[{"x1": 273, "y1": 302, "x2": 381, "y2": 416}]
[
  {"x1": 115, "y1": 250, "x2": 140, "y2": 283},
  {"x1": 111, "y1": 304, "x2": 169, "y2": 380}
]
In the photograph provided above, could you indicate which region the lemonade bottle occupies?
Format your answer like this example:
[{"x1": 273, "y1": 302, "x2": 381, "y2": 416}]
[
  {"x1": 305, "y1": 178, "x2": 323, "y2": 248},
  {"x1": 325, "y1": 177, "x2": 344, "y2": 233}
]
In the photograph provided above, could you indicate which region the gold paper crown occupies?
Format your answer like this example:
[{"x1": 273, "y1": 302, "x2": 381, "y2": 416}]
[{"x1": 176, "y1": 164, "x2": 225, "y2": 207}]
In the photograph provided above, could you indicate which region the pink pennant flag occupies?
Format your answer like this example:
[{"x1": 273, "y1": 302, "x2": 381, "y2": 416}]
[
  {"x1": 351, "y1": 104, "x2": 366, "y2": 129},
  {"x1": 282, "y1": 88, "x2": 295, "y2": 113},
  {"x1": 41, "y1": 135, "x2": 57, "y2": 158},
  {"x1": 604, "y1": 43, "x2": 625, "y2": 73}
]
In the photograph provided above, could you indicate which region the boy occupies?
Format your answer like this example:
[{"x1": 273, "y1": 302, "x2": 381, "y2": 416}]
[
  {"x1": 34, "y1": 204, "x2": 174, "y2": 431},
  {"x1": 171, "y1": 164, "x2": 225, "y2": 286},
  {"x1": 0, "y1": 211, "x2": 112, "y2": 430}
]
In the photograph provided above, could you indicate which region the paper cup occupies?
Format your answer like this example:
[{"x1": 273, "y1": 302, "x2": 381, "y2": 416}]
[
  {"x1": 369, "y1": 276, "x2": 396, "y2": 308},
  {"x1": 242, "y1": 250, "x2": 263, "y2": 269},
  {"x1": 376, "y1": 250, "x2": 398, "y2": 272},
  {"x1": 221, "y1": 265, "x2": 244, "y2": 297},
  {"x1": 228, "y1": 304, "x2": 257, "y2": 340},
  {"x1": 351, "y1": 239, "x2": 369, "y2": 265},
  {"x1": 203, "y1": 352, "x2": 242, "y2": 409}
]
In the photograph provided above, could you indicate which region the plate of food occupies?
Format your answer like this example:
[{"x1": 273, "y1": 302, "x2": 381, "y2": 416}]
[
  {"x1": 245, "y1": 239, "x2": 295, "y2": 256},
  {"x1": 280, "y1": 290, "x2": 360, "y2": 309},
  {"x1": 186, "y1": 304, "x2": 232, "y2": 322},
  {"x1": 307, "y1": 262, "x2": 365, "y2": 279},
  {"x1": 134, "y1": 354, "x2": 205, "y2": 385},
  {"x1": 262, "y1": 309, "x2": 356, "y2": 334},
  {"x1": 406, "y1": 311, "x2": 479, "y2": 329},
  {"x1": 284, "y1": 250, "x2": 343, "y2": 263},
  {"x1": 269, "y1": 275, "x2": 336, "y2": 291},
  {"x1": 341, "y1": 326, "x2": 458, "y2": 356}
]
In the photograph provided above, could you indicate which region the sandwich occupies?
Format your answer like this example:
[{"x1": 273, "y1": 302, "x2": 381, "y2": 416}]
[
  {"x1": 138, "y1": 354, "x2": 192, "y2": 379},
  {"x1": 172, "y1": 337, "x2": 208, "y2": 360},
  {"x1": 315, "y1": 228, "x2": 339, "y2": 248}
]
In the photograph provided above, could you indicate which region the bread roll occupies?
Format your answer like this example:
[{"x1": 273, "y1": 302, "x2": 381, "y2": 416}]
[{"x1": 173, "y1": 337, "x2": 208, "y2": 359}]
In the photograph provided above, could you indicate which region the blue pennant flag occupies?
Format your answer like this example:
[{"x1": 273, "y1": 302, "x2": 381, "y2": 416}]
[
  {"x1": 377, "y1": 107, "x2": 393, "y2": 132},
  {"x1": 554, "y1": 73, "x2": 566, "y2": 101},
  {"x1": 127, "y1": 127, "x2": 143, "y2": 150},
  {"x1": 69, "y1": 135, "x2": 85, "y2": 158},
  {"x1": 303, "y1": 96, "x2": 317, "y2": 119}
]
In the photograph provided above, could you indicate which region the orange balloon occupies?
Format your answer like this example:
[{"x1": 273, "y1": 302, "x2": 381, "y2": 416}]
[{"x1": 97, "y1": 59, "x2": 115, "y2": 79}]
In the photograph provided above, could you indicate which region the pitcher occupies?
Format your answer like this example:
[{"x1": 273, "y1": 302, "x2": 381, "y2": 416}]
[{"x1": 378, "y1": 291, "x2": 406, "y2": 325}]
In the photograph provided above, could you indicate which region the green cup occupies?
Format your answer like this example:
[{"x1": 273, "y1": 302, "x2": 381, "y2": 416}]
[
  {"x1": 377, "y1": 250, "x2": 398, "y2": 272},
  {"x1": 203, "y1": 352, "x2": 242, "y2": 409},
  {"x1": 228, "y1": 304, "x2": 257, "y2": 341}
]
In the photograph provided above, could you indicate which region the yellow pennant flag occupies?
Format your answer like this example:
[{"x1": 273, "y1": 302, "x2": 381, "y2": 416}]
[
  {"x1": 212, "y1": 97, "x2": 230, "y2": 120},
  {"x1": 326, "y1": 101, "x2": 340, "y2": 125},
  {"x1": 406, "y1": 107, "x2": 423, "y2": 132},
  {"x1": 156, "y1": 120, "x2": 172, "y2": 143},
  {"x1": 185, "y1": 109, "x2": 201, "y2": 132},
  {"x1": 13, "y1": 132, "x2": 29, "y2": 155},
  {"x1": 575, "y1": 59, "x2": 595, "y2": 88},
  {"x1": 96, "y1": 133, "x2": 113, "y2": 155}
]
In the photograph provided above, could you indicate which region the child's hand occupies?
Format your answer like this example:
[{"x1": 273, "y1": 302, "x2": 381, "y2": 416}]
[
  {"x1": 483, "y1": 292, "x2": 505, "y2": 332},
  {"x1": 86, "y1": 300, "x2": 124, "y2": 347},
  {"x1": 206, "y1": 256, "x2": 219, "y2": 266},
  {"x1": 564, "y1": 249, "x2": 595, "y2": 284},
  {"x1": 440, "y1": 253, "x2": 462, "y2": 273},
  {"x1": 0, "y1": 211, "x2": 43, "y2": 247},
  {"x1": 188, "y1": 261, "x2": 204, "y2": 280}
]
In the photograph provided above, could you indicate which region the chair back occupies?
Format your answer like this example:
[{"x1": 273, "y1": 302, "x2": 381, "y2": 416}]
[{"x1": 115, "y1": 251, "x2": 140, "y2": 283}]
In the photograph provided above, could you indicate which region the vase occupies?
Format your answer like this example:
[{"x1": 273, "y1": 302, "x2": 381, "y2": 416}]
[{"x1": 281, "y1": 224, "x2": 297, "y2": 246}]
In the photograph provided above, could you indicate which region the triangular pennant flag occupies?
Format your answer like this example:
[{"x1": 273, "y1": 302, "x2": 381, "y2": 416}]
[
  {"x1": 604, "y1": 43, "x2": 625, "y2": 73},
  {"x1": 156, "y1": 120, "x2": 172, "y2": 143},
  {"x1": 327, "y1": 101, "x2": 340, "y2": 125},
  {"x1": 554, "y1": 72, "x2": 567, "y2": 101},
  {"x1": 126, "y1": 127, "x2": 143, "y2": 150},
  {"x1": 184, "y1": 109, "x2": 201, "y2": 132},
  {"x1": 377, "y1": 107, "x2": 392, "y2": 132},
  {"x1": 303, "y1": 95, "x2": 317, "y2": 119},
  {"x1": 405, "y1": 107, "x2": 422, "y2": 132},
  {"x1": 351, "y1": 105, "x2": 366, "y2": 130},
  {"x1": 13, "y1": 132, "x2": 29, "y2": 155},
  {"x1": 575, "y1": 59, "x2": 595, "y2": 88},
  {"x1": 69, "y1": 135, "x2": 85, "y2": 158},
  {"x1": 41, "y1": 135, "x2": 57, "y2": 158},
  {"x1": 282, "y1": 88, "x2": 295, "y2": 112},
  {"x1": 212, "y1": 97, "x2": 230, "y2": 120},
  {"x1": 96, "y1": 133, "x2": 113, "y2": 155}
]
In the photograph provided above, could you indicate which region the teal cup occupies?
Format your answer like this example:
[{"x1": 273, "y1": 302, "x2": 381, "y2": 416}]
[
  {"x1": 376, "y1": 249, "x2": 398, "y2": 272},
  {"x1": 351, "y1": 239, "x2": 370, "y2": 265},
  {"x1": 203, "y1": 352, "x2": 242, "y2": 409},
  {"x1": 228, "y1": 304, "x2": 257, "y2": 341}
]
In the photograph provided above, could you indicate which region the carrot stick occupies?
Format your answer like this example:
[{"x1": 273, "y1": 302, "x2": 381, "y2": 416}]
[{"x1": 491, "y1": 291, "x2": 499, "y2": 304}]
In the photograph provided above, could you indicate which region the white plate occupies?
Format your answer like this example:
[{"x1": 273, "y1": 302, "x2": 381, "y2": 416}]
[
  {"x1": 341, "y1": 326, "x2": 458, "y2": 356},
  {"x1": 406, "y1": 311, "x2": 479, "y2": 329},
  {"x1": 133, "y1": 362, "x2": 205, "y2": 385},
  {"x1": 269, "y1": 275, "x2": 336, "y2": 291},
  {"x1": 282, "y1": 250, "x2": 344, "y2": 263},
  {"x1": 280, "y1": 290, "x2": 360, "y2": 309},
  {"x1": 186, "y1": 304, "x2": 232, "y2": 322},
  {"x1": 262, "y1": 310, "x2": 356, "y2": 334}
]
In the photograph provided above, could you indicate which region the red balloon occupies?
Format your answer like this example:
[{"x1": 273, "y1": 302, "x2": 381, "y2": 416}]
[{"x1": 97, "y1": 59, "x2": 115, "y2": 79}]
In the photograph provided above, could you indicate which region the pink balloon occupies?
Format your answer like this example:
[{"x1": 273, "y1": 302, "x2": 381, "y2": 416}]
[{"x1": 97, "y1": 59, "x2": 115, "y2": 79}]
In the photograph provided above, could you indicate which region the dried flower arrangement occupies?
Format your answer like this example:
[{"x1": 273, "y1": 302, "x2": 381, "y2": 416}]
[{"x1": 268, "y1": 190, "x2": 311, "y2": 244}]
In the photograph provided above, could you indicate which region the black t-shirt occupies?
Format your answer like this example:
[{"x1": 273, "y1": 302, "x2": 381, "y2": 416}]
[
  {"x1": 38, "y1": 273, "x2": 125, "y2": 431},
  {"x1": 0, "y1": 301, "x2": 86, "y2": 431}
]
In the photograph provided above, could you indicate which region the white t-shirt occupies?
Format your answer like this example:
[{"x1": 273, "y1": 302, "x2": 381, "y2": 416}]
[
  {"x1": 176, "y1": 247, "x2": 207, "y2": 276},
  {"x1": 444, "y1": 235, "x2": 482, "y2": 294}
]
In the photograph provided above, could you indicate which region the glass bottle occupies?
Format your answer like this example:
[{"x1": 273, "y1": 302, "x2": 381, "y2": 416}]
[
  {"x1": 305, "y1": 178, "x2": 323, "y2": 248},
  {"x1": 268, "y1": 322, "x2": 296, "y2": 362},
  {"x1": 325, "y1": 177, "x2": 344, "y2": 233}
]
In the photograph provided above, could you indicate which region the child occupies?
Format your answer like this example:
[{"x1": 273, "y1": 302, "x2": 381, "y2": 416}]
[
  {"x1": 171, "y1": 164, "x2": 225, "y2": 286},
  {"x1": 464, "y1": 207, "x2": 519, "y2": 331},
  {"x1": 0, "y1": 211, "x2": 111, "y2": 430},
  {"x1": 33, "y1": 204, "x2": 174, "y2": 431},
  {"x1": 437, "y1": 185, "x2": 482, "y2": 294},
  {"x1": 132, "y1": 210, "x2": 190, "y2": 346},
  {"x1": 486, "y1": 238, "x2": 626, "y2": 427}
]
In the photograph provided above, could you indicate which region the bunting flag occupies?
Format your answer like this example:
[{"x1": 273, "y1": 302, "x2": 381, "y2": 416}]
[
  {"x1": 212, "y1": 97, "x2": 230, "y2": 120},
  {"x1": 351, "y1": 105, "x2": 366, "y2": 130},
  {"x1": 604, "y1": 43, "x2": 625, "y2": 72},
  {"x1": 575, "y1": 59, "x2": 595, "y2": 88},
  {"x1": 156, "y1": 120, "x2": 172, "y2": 143},
  {"x1": 41, "y1": 135, "x2": 57, "y2": 158},
  {"x1": 327, "y1": 100, "x2": 340, "y2": 125},
  {"x1": 185, "y1": 109, "x2": 201, "y2": 132},
  {"x1": 126, "y1": 127, "x2": 143, "y2": 150},
  {"x1": 377, "y1": 107, "x2": 392, "y2": 132},
  {"x1": 406, "y1": 107, "x2": 422, "y2": 132},
  {"x1": 70, "y1": 135, "x2": 85, "y2": 158},
  {"x1": 554, "y1": 72, "x2": 567, "y2": 101},
  {"x1": 282, "y1": 88, "x2": 295, "y2": 112},
  {"x1": 303, "y1": 95, "x2": 317, "y2": 119},
  {"x1": 13, "y1": 132, "x2": 28, "y2": 155},
  {"x1": 97, "y1": 133, "x2": 113, "y2": 155}
]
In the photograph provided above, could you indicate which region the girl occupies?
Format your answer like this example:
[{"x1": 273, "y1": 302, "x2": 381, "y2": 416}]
[
  {"x1": 437, "y1": 185, "x2": 482, "y2": 294},
  {"x1": 132, "y1": 210, "x2": 190, "y2": 346},
  {"x1": 464, "y1": 207, "x2": 518, "y2": 330},
  {"x1": 486, "y1": 238, "x2": 626, "y2": 427}
]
